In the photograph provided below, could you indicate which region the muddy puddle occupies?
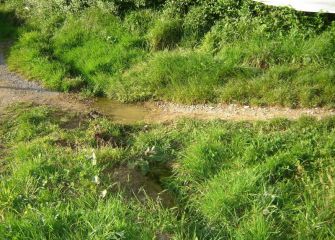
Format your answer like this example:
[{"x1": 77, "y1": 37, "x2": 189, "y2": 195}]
[{"x1": 91, "y1": 98, "x2": 159, "y2": 124}]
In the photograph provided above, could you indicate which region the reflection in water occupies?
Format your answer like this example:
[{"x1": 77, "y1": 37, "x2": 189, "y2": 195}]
[{"x1": 92, "y1": 98, "x2": 151, "y2": 124}]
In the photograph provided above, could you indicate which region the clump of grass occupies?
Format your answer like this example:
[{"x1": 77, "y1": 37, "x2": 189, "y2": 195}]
[
  {"x1": 124, "y1": 9, "x2": 158, "y2": 36},
  {"x1": 7, "y1": 31, "x2": 69, "y2": 90},
  {"x1": 51, "y1": 8, "x2": 147, "y2": 95},
  {"x1": 108, "y1": 50, "x2": 260, "y2": 103},
  {"x1": 0, "y1": 105, "x2": 186, "y2": 239}
]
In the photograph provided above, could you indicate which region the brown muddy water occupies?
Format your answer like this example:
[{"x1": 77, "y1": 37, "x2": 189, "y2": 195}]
[{"x1": 91, "y1": 98, "x2": 154, "y2": 124}]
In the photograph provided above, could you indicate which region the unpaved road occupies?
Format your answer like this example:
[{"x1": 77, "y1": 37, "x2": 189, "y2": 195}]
[
  {"x1": 0, "y1": 42, "x2": 88, "y2": 116},
  {"x1": 153, "y1": 102, "x2": 335, "y2": 121},
  {"x1": 1, "y1": 42, "x2": 334, "y2": 122}
]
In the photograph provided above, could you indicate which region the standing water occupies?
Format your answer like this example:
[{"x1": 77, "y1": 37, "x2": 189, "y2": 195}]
[{"x1": 91, "y1": 98, "x2": 153, "y2": 124}]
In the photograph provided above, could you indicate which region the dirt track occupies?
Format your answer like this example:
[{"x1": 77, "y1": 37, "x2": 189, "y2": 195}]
[
  {"x1": 0, "y1": 42, "x2": 88, "y2": 116},
  {"x1": 1, "y1": 42, "x2": 334, "y2": 122}
]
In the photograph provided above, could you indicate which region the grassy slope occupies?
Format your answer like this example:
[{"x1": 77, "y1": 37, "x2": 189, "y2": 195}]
[
  {"x1": 0, "y1": 104, "x2": 334, "y2": 239},
  {"x1": 2, "y1": 0, "x2": 335, "y2": 108}
]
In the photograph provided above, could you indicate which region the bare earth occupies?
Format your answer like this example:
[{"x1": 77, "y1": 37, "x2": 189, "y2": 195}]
[
  {"x1": 0, "y1": 42, "x2": 88, "y2": 117},
  {"x1": 150, "y1": 102, "x2": 335, "y2": 122},
  {"x1": 1, "y1": 42, "x2": 334, "y2": 122}
]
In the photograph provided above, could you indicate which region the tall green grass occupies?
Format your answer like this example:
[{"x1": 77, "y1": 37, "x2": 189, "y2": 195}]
[
  {"x1": 2, "y1": 0, "x2": 335, "y2": 107},
  {"x1": 1, "y1": 105, "x2": 335, "y2": 239}
]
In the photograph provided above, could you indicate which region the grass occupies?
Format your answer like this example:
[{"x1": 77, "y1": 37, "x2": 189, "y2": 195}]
[
  {"x1": 1, "y1": 104, "x2": 334, "y2": 239},
  {"x1": 1, "y1": 0, "x2": 334, "y2": 107}
]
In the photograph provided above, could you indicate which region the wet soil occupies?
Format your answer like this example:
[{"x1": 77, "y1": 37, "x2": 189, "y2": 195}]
[
  {"x1": 153, "y1": 101, "x2": 335, "y2": 122},
  {"x1": 107, "y1": 166, "x2": 175, "y2": 208}
]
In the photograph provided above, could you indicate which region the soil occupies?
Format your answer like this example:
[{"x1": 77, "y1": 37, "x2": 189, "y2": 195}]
[
  {"x1": 151, "y1": 101, "x2": 335, "y2": 122},
  {"x1": 0, "y1": 42, "x2": 88, "y2": 117},
  {"x1": 107, "y1": 166, "x2": 175, "y2": 208}
]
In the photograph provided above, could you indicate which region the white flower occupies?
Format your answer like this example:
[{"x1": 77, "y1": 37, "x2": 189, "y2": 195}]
[
  {"x1": 100, "y1": 189, "x2": 107, "y2": 198},
  {"x1": 93, "y1": 175, "x2": 100, "y2": 185},
  {"x1": 91, "y1": 150, "x2": 97, "y2": 166},
  {"x1": 263, "y1": 208, "x2": 270, "y2": 216},
  {"x1": 144, "y1": 146, "x2": 156, "y2": 156}
]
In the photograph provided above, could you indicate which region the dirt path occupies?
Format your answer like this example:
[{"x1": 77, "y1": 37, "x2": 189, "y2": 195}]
[
  {"x1": 0, "y1": 42, "x2": 88, "y2": 116},
  {"x1": 151, "y1": 102, "x2": 335, "y2": 122},
  {"x1": 1, "y1": 42, "x2": 334, "y2": 122}
]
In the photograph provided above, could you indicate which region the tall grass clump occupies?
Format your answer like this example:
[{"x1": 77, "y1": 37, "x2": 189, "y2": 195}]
[
  {"x1": 52, "y1": 7, "x2": 146, "y2": 95},
  {"x1": 108, "y1": 51, "x2": 259, "y2": 103}
]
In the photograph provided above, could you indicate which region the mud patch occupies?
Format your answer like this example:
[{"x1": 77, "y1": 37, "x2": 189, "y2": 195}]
[{"x1": 107, "y1": 166, "x2": 176, "y2": 208}]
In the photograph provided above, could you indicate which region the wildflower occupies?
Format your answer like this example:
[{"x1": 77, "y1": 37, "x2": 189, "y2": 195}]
[
  {"x1": 93, "y1": 175, "x2": 100, "y2": 185},
  {"x1": 91, "y1": 150, "x2": 97, "y2": 166},
  {"x1": 144, "y1": 146, "x2": 156, "y2": 156},
  {"x1": 100, "y1": 189, "x2": 107, "y2": 198},
  {"x1": 262, "y1": 208, "x2": 270, "y2": 216}
]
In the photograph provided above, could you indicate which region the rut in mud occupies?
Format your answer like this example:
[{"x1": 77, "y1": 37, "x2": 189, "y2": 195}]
[{"x1": 1, "y1": 42, "x2": 335, "y2": 122}]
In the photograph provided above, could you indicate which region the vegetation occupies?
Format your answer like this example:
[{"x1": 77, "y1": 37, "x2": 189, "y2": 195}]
[
  {"x1": 0, "y1": 104, "x2": 335, "y2": 239},
  {"x1": 1, "y1": 0, "x2": 334, "y2": 107},
  {"x1": 1, "y1": 1, "x2": 335, "y2": 238}
]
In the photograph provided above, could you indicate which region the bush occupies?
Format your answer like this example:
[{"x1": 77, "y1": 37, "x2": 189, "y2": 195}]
[{"x1": 0, "y1": 7, "x2": 21, "y2": 40}]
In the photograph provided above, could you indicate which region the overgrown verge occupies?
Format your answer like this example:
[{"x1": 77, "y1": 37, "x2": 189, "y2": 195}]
[
  {"x1": 0, "y1": 104, "x2": 334, "y2": 239},
  {"x1": 1, "y1": 0, "x2": 335, "y2": 107}
]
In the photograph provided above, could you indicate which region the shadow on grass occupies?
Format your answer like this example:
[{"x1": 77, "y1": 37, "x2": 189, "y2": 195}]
[{"x1": 0, "y1": 8, "x2": 21, "y2": 41}]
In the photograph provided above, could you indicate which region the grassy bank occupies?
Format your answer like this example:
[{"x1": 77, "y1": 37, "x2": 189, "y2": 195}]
[
  {"x1": 0, "y1": 104, "x2": 335, "y2": 239},
  {"x1": 1, "y1": 0, "x2": 335, "y2": 108}
]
